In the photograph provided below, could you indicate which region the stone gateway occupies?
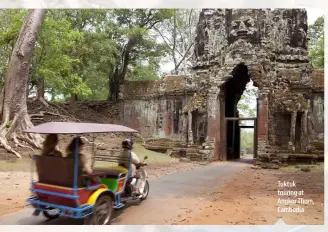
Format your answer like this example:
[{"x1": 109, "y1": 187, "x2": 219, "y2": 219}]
[{"x1": 121, "y1": 9, "x2": 324, "y2": 166}]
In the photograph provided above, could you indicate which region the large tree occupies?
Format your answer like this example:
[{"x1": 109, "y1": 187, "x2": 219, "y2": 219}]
[
  {"x1": 0, "y1": 10, "x2": 27, "y2": 89},
  {"x1": 153, "y1": 9, "x2": 200, "y2": 75},
  {"x1": 30, "y1": 10, "x2": 84, "y2": 105},
  {"x1": 1, "y1": 9, "x2": 173, "y2": 105},
  {"x1": 308, "y1": 16, "x2": 324, "y2": 68},
  {"x1": 108, "y1": 9, "x2": 174, "y2": 101},
  {"x1": 0, "y1": 9, "x2": 46, "y2": 158}
]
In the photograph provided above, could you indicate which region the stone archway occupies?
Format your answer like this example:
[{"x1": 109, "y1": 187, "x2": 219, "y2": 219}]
[
  {"x1": 204, "y1": 62, "x2": 269, "y2": 161},
  {"x1": 222, "y1": 64, "x2": 253, "y2": 160}
]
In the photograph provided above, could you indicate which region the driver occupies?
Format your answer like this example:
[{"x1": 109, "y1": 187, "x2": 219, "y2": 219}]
[{"x1": 119, "y1": 138, "x2": 147, "y2": 195}]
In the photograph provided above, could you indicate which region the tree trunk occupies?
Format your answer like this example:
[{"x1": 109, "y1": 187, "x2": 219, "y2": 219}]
[
  {"x1": 69, "y1": 93, "x2": 78, "y2": 113},
  {"x1": 36, "y1": 77, "x2": 44, "y2": 100},
  {"x1": 0, "y1": 9, "x2": 46, "y2": 158},
  {"x1": 36, "y1": 77, "x2": 49, "y2": 107},
  {"x1": 172, "y1": 11, "x2": 178, "y2": 75},
  {"x1": 108, "y1": 39, "x2": 135, "y2": 101},
  {"x1": 108, "y1": 66, "x2": 119, "y2": 101}
]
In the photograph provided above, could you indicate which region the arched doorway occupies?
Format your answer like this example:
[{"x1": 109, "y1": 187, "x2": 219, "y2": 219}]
[{"x1": 220, "y1": 63, "x2": 258, "y2": 160}]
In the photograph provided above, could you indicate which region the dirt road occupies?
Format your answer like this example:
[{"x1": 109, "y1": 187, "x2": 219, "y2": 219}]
[
  {"x1": 0, "y1": 161, "x2": 248, "y2": 225},
  {"x1": 178, "y1": 163, "x2": 324, "y2": 225}
]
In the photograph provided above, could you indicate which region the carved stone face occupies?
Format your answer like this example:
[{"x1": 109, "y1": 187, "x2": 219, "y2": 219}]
[
  {"x1": 290, "y1": 25, "x2": 307, "y2": 48},
  {"x1": 228, "y1": 10, "x2": 259, "y2": 45}
]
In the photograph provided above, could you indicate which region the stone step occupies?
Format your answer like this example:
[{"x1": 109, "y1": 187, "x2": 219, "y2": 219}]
[
  {"x1": 186, "y1": 148, "x2": 200, "y2": 153},
  {"x1": 188, "y1": 145, "x2": 203, "y2": 149},
  {"x1": 311, "y1": 142, "x2": 324, "y2": 151}
]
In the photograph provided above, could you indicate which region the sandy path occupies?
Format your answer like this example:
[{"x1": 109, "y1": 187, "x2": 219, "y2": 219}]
[
  {"x1": 178, "y1": 164, "x2": 324, "y2": 225},
  {"x1": 0, "y1": 161, "x2": 201, "y2": 217}
]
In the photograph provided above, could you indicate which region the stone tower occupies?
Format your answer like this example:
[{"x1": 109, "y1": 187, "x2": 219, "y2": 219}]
[
  {"x1": 122, "y1": 9, "x2": 323, "y2": 165},
  {"x1": 189, "y1": 9, "x2": 323, "y2": 161}
]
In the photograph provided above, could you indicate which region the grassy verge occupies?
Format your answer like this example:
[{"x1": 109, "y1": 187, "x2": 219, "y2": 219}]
[
  {"x1": 0, "y1": 159, "x2": 31, "y2": 172},
  {"x1": 132, "y1": 143, "x2": 177, "y2": 163},
  {"x1": 0, "y1": 143, "x2": 176, "y2": 172},
  {"x1": 280, "y1": 162, "x2": 324, "y2": 173}
]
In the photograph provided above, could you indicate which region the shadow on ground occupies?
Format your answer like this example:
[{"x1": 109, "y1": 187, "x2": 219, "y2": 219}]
[{"x1": 15, "y1": 199, "x2": 144, "y2": 225}]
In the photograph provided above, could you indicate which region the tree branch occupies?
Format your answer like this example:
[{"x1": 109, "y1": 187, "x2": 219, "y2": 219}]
[
  {"x1": 153, "y1": 26, "x2": 174, "y2": 48},
  {"x1": 175, "y1": 42, "x2": 194, "y2": 73},
  {"x1": 146, "y1": 20, "x2": 161, "y2": 30},
  {"x1": 172, "y1": 13, "x2": 178, "y2": 74}
]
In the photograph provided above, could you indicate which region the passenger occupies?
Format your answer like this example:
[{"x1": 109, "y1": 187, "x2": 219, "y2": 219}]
[
  {"x1": 66, "y1": 137, "x2": 92, "y2": 175},
  {"x1": 119, "y1": 138, "x2": 147, "y2": 195},
  {"x1": 42, "y1": 134, "x2": 62, "y2": 157}
]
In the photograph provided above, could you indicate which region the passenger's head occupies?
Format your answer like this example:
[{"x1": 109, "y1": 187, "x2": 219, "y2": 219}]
[
  {"x1": 42, "y1": 134, "x2": 59, "y2": 154},
  {"x1": 122, "y1": 138, "x2": 133, "y2": 150},
  {"x1": 66, "y1": 137, "x2": 85, "y2": 154}
]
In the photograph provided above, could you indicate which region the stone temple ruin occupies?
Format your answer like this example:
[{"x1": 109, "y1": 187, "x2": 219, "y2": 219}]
[{"x1": 121, "y1": 9, "x2": 324, "y2": 168}]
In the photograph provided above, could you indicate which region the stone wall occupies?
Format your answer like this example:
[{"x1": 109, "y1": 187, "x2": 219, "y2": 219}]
[
  {"x1": 123, "y1": 97, "x2": 190, "y2": 140},
  {"x1": 122, "y1": 76, "x2": 194, "y2": 140}
]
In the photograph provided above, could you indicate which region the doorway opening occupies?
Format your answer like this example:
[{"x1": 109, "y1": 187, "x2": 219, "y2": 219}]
[
  {"x1": 295, "y1": 112, "x2": 302, "y2": 152},
  {"x1": 223, "y1": 63, "x2": 258, "y2": 160}
]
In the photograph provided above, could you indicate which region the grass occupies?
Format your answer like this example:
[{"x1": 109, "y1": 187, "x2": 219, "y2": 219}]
[
  {"x1": 280, "y1": 162, "x2": 324, "y2": 173},
  {"x1": 132, "y1": 143, "x2": 177, "y2": 163},
  {"x1": 0, "y1": 159, "x2": 31, "y2": 172},
  {"x1": 94, "y1": 143, "x2": 177, "y2": 168},
  {"x1": 280, "y1": 162, "x2": 325, "y2": 188},
  {"x1": 0, "y1": 143, "x2": 176, "y2": 172}
]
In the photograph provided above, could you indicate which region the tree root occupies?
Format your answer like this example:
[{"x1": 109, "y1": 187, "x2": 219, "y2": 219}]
[
  {"x1": 30, "y1": 111, "x2": 62, "y2": 119},
  {"x1": 0, "y1": 136, "x2": 22, "y2": 158},
  {"x1": 47, "y1": 101, "x2": 81, "y2": 122},
  {"x1": 0, "y1": 113, "x2": 43, "y2": 158},
  {"x1": 36, "y1": 97, "x2": 49, "y2": 108},
  {"x1": 13, "y1": 136, "x2": 34, "y2": 151}
]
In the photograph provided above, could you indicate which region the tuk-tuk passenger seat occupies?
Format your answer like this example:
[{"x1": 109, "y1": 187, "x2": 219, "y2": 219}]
[{"x1": 34, "y1": 155, "x2": 84, "y2": 188}]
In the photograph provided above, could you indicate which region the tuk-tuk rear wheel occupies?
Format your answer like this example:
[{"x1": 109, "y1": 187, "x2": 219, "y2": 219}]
[
  {"x1": 84, "y1": 195, "x2": 113, "y2": 225},
  {"x1": 42, "y1": 207, "x2": 60, "y2": 220}
]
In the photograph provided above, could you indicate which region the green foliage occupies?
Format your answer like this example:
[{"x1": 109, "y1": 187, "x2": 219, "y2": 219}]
[
  {"x1": 240, "y1": 129, "x2": 254, "y2": 151},
  {"x1": 308, "y1": 16, "x2": 324, "y2": 68},
  {"x1": 0, "y1": 9, "x2": 27, "y2": 87},
  {"x1": 127, "y1": 57, "x2": 161, "y2": 81},
  {"x1": 31, "y1": 10, "x2": 86, "y2": 98},
  {"x1": 0, "y1": 9, "x2": 176, "y2": 101},
  {"x1": 237, "y1": 82, "x2": 258, "y2": 118}
]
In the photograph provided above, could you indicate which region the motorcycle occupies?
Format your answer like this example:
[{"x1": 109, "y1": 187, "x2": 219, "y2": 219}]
[{"x1": 121, "y1": 156, "x2": 149, "y2": 201}]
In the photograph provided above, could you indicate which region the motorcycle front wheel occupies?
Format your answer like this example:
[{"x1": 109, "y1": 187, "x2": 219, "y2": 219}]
[{"x1": 140, "y1": 180, "x2": 149, "y2": 200}]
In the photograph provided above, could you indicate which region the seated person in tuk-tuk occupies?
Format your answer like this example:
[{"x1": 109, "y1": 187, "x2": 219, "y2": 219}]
[
  {"x1": 119, "y1": 138, "x2": 147, "y2": 195},
  {"x1": 42, "y1": 134, "x2": 62, "y2": 157},
  {"x1": 66, "y1": 137, "x2": 92, "y2": 175}
]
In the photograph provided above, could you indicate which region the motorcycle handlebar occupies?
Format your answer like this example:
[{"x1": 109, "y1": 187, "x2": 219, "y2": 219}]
[{"x1": 136, "y1": 163, "x2": 147, "y2": 170}]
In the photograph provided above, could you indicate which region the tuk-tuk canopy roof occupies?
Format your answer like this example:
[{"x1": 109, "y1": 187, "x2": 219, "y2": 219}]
[{"x1": 25, "y1": 122, "x2": 138, "y2": 134}]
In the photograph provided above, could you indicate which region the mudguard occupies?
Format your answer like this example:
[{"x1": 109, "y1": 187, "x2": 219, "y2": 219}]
[{"x1": 87, "y1": 188, "x2": 114, "y2": 205}]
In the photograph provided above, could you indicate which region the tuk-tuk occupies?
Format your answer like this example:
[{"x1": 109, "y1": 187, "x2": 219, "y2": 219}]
[{"x1": 25, "y1": 122, "x2": 149, "y2": 225}]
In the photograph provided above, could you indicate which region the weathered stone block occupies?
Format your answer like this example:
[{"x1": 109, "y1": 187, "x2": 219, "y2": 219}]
[{"x1": 268, "y1": 163, "x2": 280, "y2": 169}]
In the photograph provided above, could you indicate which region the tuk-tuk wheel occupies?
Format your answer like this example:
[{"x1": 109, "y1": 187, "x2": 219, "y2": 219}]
[
  {"x1": 42, "y1": 207, "x2": 60, "y2": 220},
  {"x1": 84, "y1": 195, "x2": 113, "y2": 225}
]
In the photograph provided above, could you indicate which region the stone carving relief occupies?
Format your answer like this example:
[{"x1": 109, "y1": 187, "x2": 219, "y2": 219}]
[{"x1": 227, "y1": 9, "x2": 260, "y2": 45}]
